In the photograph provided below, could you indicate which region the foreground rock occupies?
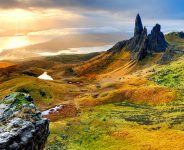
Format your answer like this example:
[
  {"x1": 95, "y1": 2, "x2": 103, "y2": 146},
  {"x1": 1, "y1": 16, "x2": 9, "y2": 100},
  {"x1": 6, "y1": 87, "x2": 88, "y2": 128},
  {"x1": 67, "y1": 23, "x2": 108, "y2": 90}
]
[{"x1": 0, "y1": 92, "x2": 49, "y2": 150}]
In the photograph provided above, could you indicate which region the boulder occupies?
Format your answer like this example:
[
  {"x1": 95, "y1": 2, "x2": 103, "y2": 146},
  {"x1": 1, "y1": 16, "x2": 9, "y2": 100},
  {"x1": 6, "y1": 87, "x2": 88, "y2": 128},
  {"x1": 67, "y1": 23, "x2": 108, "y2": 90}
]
[
  {"x1": 0, "y1": 92, "x2": 49, "y2": 150},
  {"x1": 178, "y1": 32, "x2": 184, "y2": 38}
]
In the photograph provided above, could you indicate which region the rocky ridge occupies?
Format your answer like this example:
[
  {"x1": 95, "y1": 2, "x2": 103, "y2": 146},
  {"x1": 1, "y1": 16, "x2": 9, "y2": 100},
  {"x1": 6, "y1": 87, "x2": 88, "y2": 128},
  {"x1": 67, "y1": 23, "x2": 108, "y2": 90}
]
[
  {"x1": 0, "y1": 92, "x2": 49, "y2": 150},
  {"x1": 73, "y1": 14, "x2": 169, "y2": 76},
  {"x1": 109, "y1": 14, "x2": 168, "y2": 60},
  {"x1": 167, "y1": 32, "x2": 184, "y2": 39},
  {"x1": 159, "y1": 45, "x2": 184, "y2": 64}
]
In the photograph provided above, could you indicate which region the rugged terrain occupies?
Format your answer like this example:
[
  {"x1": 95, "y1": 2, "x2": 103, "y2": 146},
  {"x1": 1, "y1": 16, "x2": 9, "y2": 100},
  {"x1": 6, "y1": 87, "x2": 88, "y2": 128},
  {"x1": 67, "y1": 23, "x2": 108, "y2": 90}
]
[
  {"x1": 0, "y1": 14, "x2": 184, "y2": 150},
  {"x1": 0, "y1": 92, "x2": 49, "y2": 150}
]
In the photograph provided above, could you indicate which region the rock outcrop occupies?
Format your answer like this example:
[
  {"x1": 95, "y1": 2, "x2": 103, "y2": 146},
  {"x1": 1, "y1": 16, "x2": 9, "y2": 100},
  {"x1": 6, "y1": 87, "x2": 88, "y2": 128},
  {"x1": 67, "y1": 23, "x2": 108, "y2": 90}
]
[
  {"x1": 108, "y1": 14, "x2": 168, "y2": 60},
  {"x1": 136, "y1": 27, "x2": 149, "y2": 60},
  {"x1": 147, "y1": 24, "x2": 167, "y2": 52},
  {"x1": 166, "y1": 32, "x2": 184, "y2": 39},
  {"x1": 134, "y1": 14, "x2": 143, "y2": 36},
  {"x1": 73, "y1": 14, "x2": 169, "y2": 75},
  {"x1": 178, "y1": 32, "x2": 184, "y2": 38},
  {"x1": 159, "y1": 45, "x2": 184, "y2": 64},
  {"x1": 0, "y1": 92, "x2": 49, "y2": 150}
]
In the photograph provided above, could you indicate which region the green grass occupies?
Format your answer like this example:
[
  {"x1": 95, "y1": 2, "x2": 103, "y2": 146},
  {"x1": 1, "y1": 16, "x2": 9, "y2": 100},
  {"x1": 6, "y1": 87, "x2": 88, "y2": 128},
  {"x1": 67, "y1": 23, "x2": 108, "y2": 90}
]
[
  {"x1": 165, "y1": 32, "x2": 184, "y2": 48},
  {"x1": 1, "y1": 92, "x2": 31, "y2": 105},
  {"x1": 149, "y1": 68, "x2": 183, "y2": 88},
  {"x1": 0, "y1": 76, "x2": 53, "y2": 105},
  {"x1": 46, "y1": 99, "x2": 184, "y2": 150},
  {"x1": 149, "y1": 56, "x2": 184, "y2": 101},
  {"x1": 0, "y1": 75, "x2": 80, "y2": 109},
  {"x1": 1, "y1": 33, "x2": 184, "y2": 149},
  {"x1": 45, "y1": 50, "x2": 184, "y2": 150}
]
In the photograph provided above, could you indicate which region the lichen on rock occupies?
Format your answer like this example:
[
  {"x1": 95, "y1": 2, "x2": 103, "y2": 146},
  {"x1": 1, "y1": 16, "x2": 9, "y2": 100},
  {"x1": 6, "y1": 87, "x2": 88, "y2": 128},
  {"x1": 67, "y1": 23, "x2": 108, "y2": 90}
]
[{"x1": 0, "y1": 92, "x2": 49, "y2": 150}]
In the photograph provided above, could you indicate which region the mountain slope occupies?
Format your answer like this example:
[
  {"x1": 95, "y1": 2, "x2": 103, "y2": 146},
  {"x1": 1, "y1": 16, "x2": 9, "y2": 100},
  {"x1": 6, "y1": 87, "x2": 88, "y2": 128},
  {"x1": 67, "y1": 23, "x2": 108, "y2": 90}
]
[
  {"x1": 46, "y1": 30, "x2": 184, "y2": 150},
  {"x1": 73, "y1": 14, "x2": 167, "y2": 76},
  {"x1": 0, "y1": 14, "x2": 184, "y2": 150}
]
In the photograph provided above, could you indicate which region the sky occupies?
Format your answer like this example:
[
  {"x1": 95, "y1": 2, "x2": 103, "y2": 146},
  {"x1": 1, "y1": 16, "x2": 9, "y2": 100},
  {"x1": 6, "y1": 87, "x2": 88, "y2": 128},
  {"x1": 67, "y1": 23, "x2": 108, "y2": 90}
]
[{"x1": 0, "y1": 0, "x2": 184, "y2": 59}]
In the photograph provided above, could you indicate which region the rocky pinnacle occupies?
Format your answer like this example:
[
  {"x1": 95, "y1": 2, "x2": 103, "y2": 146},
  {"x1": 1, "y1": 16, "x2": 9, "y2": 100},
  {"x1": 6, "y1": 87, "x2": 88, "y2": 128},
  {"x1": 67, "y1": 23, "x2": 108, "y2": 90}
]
[
  {"x1": 134, "y1": 14, "x2": 143, "y2": 36},
  {"x1": 108, "y1": 14, "x2": 168, "y2": 61},
  {"x1": 147, "y1": 24, "x2": 168, "y2": 52}
]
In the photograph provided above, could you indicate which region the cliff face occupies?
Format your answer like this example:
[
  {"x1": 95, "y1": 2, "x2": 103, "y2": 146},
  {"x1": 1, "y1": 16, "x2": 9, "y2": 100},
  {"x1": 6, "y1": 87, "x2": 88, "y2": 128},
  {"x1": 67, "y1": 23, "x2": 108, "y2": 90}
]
[
  {"x1": 134, "y1": 14, "x2": 143, "y2": 36},
  {"x1": 73, "y1": 14, "x2": 168, "y2": 75},
  {"x1": 0, "y1": 92, "x2": 49, "y2": 150},
  {"x1": 147, "y1": 24, "x2": 167, "y2": 52}
]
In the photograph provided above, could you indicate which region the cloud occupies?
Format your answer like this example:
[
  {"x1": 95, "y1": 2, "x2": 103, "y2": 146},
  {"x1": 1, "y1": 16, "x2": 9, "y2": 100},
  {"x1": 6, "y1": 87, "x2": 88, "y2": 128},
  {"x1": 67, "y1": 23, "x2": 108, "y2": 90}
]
[
  {"x1": 28, "y1": 27, "x2": 121, "y2": 36},
  {"x1": 0, "y1": 0, "x2": 184, "y2": 61},
  {"x1": 0, "y1": 0, "x2": 184, "y2": 19},
  {"x1": 0, "y1": 1, "x2": 183, "y2": 42}
]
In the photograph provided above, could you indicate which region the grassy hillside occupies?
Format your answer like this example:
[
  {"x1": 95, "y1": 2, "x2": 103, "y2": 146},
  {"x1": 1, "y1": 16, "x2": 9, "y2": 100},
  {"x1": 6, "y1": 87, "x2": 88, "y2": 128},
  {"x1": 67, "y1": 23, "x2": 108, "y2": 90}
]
[
  {"x1": 149, "y1": 55, "x2": 184, "y2": 101},
  {"x1": 0, "y1": 53, "x2": 102, "y2": 110},
  {"x1": 47, "y1": 101, "x2": 184, "y2": 150},
  {"x1": 165, "y1": 32, "x2": 184, "y2": 49},
  {"x1": 0, "y1": 75, "x2": 80, "y2": 109},
  {"x1": 45, "y1": 53, "x2": 184, "y2": 149},
  {"x1": 44, "y1": 33, "x2": 184, "y2": 149},
  {"x1": 0, "y1": 33, "x2": 184, "y2": 149}
]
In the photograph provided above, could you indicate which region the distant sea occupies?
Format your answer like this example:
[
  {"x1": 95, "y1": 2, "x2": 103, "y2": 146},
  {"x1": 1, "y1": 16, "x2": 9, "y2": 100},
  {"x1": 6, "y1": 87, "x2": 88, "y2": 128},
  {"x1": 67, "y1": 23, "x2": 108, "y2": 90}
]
[{"x1": 38, "y1": 44, "x2": 113, "y2": 56}]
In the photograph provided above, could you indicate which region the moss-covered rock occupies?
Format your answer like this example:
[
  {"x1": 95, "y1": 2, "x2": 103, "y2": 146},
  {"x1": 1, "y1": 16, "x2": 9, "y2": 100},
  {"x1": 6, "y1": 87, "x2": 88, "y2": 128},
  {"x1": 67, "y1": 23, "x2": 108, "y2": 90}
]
[{"x1": 0, "y1": 92, "x2": 49, "y2": 150}]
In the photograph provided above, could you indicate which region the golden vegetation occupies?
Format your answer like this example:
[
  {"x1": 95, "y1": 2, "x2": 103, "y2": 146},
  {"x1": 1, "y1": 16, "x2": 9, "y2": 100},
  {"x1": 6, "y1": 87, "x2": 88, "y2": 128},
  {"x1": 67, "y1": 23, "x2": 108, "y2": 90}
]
[{"x1": 0, "y1": 39, "x2": 183, "y2": 149}]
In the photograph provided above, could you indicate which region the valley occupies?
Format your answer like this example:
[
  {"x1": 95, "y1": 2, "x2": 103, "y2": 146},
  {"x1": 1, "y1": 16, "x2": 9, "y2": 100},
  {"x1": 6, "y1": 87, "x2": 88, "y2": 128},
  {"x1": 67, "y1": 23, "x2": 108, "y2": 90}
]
[{"x1": 0, "y1": 14, "x2": 184, "y2": 150}]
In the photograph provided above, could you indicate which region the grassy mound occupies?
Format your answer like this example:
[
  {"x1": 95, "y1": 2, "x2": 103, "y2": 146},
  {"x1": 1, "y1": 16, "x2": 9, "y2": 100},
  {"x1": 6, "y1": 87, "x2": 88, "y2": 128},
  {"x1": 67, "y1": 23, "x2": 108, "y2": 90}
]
[
  {"x1": 166, "y1": 32, "x2": 184, "y2": 49},
  {"x1": 0, "y1": 75, "x2": 80, "y2": 109}
]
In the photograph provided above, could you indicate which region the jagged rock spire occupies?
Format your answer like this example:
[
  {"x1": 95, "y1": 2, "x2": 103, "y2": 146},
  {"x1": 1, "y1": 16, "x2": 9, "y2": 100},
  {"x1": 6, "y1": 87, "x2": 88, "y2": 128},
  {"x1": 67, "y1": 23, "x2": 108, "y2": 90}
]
[
  {"x1": 151, "y1": 24, "x2": 161, "y2": 35},
  {"x1": 142, "y1": 26, "x2": 147, "y2": 36},
  {"x1": 136, "y1": 27, "x2": 148, "y2": 60},
  {"x1": 108, "y1": 14, "x2": 168, "y2": 61},
  {"x1": 147, "y1": 24, "x2": 167, "y2": 52},
  {"x1": 134, "y1": 14, "x2": 143, "y2": 36}
]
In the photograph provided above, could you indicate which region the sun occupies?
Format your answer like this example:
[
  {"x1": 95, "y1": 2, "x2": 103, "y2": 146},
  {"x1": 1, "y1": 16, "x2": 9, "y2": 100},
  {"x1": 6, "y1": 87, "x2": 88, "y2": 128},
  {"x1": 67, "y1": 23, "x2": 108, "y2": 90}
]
[
  {"x1": 5, "y1": 36, "x2": 30, "y2": 49},
  {"x1": 0, "y1": 9, "x2": 34, "y2": 23}
]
